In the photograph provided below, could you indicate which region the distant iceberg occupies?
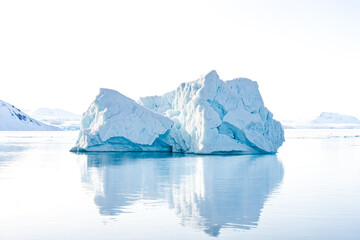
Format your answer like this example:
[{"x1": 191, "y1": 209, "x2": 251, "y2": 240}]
[
  {"x1": 71, "y1": 71, "x2": 284, "y2": 154},
  {"x1": 0, "y1": 100, "x2": 61, "y2": 131}
]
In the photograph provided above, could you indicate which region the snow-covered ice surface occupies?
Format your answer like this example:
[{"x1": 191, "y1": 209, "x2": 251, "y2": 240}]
[
  {"x1": 25, "y1": 108, "x2": 81, "y2": 130},
  {"x1": 73, "y1": 71, "x2": 284, "y2": 154},
  {"x1": 0, "y1": 100, "x2": 61, "y2": 131}
]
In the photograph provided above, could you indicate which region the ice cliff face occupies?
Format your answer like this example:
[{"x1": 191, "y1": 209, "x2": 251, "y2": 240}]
[
  {"x1": 72, "y1": 88, "x2": 174, "y2": 151},
  {"x1": 0, "y1": 100, "x2": 61, "y2": 131},
  {"x1": 72, "y1": 71, "x2": 284, "y2": 154},
  {"x1": 140, "y1": 70, "x2": 284, "y2": 154}
]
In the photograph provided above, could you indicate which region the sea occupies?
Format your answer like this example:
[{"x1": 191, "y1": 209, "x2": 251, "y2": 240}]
[{"x1": 0, "y1": 129, "x2": 359, "y2": 239}]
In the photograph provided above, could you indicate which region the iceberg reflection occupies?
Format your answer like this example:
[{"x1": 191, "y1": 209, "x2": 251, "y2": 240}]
[{"x1": 80, "y1": 152, "x2": 283, "y2": 236}]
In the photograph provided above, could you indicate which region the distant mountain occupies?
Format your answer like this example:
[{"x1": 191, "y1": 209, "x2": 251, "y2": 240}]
[
  {"x1": 0, "y1": 100, "x2": 61, "y2": 131},
  {"x1": 311, "y1": 112, "x2": 360, "y2": 125},
  {"x1": 30, "y1": 108, "x2": 80, "y2": 119},
  {"x1": 26, "y1": 108, "x2": 81, "y2": 131},
  {"x1": 282, "y1": 112, "x2": 360, "y2": 129}
]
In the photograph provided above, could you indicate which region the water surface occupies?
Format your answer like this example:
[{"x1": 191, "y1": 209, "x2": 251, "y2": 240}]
[{"x1": 0, "y1": 130, "x2": 359, "y2": 239}]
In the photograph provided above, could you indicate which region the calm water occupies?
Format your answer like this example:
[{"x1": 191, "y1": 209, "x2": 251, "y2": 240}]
[{"x1": 0, "y1": 130, "x2": 359, "y2": 240}]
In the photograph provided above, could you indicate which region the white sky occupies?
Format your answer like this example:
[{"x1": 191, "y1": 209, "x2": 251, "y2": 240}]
[{"x1": 1, "y1": 0, "x2": 359, "y2": 120}]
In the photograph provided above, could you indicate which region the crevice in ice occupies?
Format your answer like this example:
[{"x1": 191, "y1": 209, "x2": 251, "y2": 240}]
[
  {"x1": 217, "y1": 122, "x2": 267, "y2": 153},
  {"x1": 206, "y1": 99, "x2": 227, "y2": 120}
]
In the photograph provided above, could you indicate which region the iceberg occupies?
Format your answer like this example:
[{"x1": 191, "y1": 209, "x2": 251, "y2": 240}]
[
  {"x1": 72, "y1": 71, "x2": 284, "y2": 154},
  {"x1": 71, "y1": 88, "x2": 174, "y2": 152},
  {"x1": 0, "y1": 100, "x2": 61, "y2": 131}
]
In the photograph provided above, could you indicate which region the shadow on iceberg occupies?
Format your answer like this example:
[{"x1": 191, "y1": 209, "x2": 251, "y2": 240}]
[{"x1": 80, "y1": 152, "x2": 284, "y2": 236}]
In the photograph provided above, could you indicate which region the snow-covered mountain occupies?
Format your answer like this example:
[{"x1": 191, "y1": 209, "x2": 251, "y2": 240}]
[
  {"x1": 282, "y1": 112, "x2": 360, "y2": 129},
  {"x1": 311, "y1": 112, "x2": 360, "y2": 125},
  {"x1": 26, "y1": 108, "x2": 81, "y2": 130},
  {"x1": 0, "y1": 100, "x2": 61, "y2": 131},
  {"x1": 72, "y1": 71, "x2": 284, "y2": 154}
]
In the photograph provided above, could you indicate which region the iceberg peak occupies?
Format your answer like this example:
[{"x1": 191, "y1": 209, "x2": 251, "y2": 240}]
[{"x1": 204, "y1": 70, "x2": 219, "y2": 81}]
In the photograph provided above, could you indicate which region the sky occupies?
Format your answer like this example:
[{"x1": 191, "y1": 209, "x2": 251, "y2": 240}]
[{"x1": 0, "y1": 0, "x2": 359, "y2": 120}]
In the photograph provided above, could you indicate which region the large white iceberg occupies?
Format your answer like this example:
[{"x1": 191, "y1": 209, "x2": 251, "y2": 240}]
[{"x1": 72, "y1": 71, "x2": 284, "y2": 154}]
